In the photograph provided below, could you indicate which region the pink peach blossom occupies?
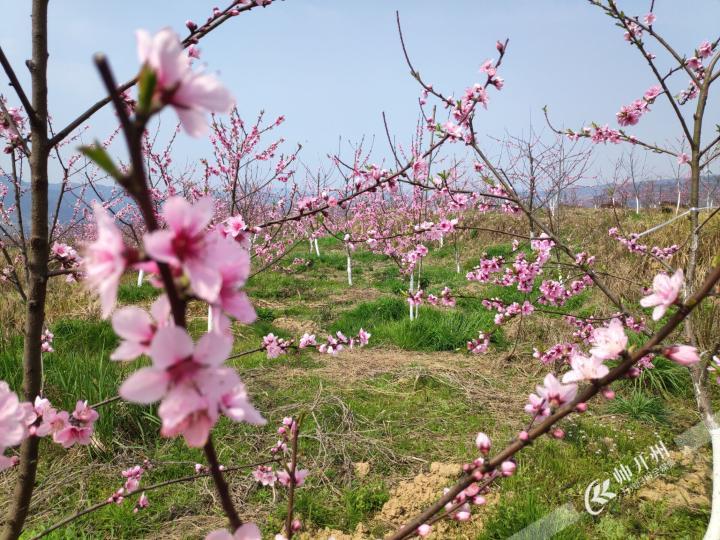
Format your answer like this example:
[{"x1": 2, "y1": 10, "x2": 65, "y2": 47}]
[
  {"x1": 590, "y1": 319, "x2": 628, "y2": 360},
  {"x1": 110, "y1": 295, "x2": 171, "y2": 361},
  {"x1": 562, "y1": 353, "x2": 609, "y2": 383},
  {"x1": 136, "y1": 28, "x2": 234, "y2": 136},
  {"x1": 84, "y1": 204, "x2": 131, "y2": 318},
  {"x1": 0, "y1": 382, "x2": 28, "y2": 470},
  {"x1": 663, "y1": 345, "x2": 700, "y2": 366},
  {"x1": 144, "y1": 197, "x2": 224, "y2": 302},
  {"x1": 640, "y1": 268, "x2": 684, "y2": 320}
]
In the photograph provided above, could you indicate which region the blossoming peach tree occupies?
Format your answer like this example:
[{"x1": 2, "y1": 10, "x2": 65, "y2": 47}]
[{"x1": 1, "y1": 1, "x2": 720, "y2": 539}]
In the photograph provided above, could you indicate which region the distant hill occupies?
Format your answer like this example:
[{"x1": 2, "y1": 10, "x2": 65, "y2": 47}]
[
  {"x1": 0, "y1": 177, "x2": 125, "y2": 231},
  {"x1": 548, "y1": 176, "x2": 719, "y2": 208}
]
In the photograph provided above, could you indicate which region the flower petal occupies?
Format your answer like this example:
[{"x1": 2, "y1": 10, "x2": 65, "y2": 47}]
[{"x1": 119, "y1": 368, "x2": 168, "y2": 404}]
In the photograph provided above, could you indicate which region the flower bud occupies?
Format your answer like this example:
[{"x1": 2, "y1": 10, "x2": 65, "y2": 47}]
[
  {"x1": 500, "y1": 460, "x2": 516, "y2": 476},
  {"x1": 418, "y1": 524, "x2": 432, "y2": 537},
  {"x1": 475, "y1": 432, "x2": 492, "y2": 454}
]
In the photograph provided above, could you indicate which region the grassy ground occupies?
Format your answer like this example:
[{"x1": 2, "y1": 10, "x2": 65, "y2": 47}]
[{"x1": 0, "y1": 209, "x2": 718, "y2": 539}]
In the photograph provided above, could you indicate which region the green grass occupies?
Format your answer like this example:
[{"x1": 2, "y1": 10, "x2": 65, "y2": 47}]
[
  {"x1": 609, "y1": 391, "x2": 668, "y2": 423},
  {"x1": 330, "y1": 297, "x2": 504, "y2": 352},
  {"x1": 0, "y1": 224, "x2": 710, "y2": 539},
  {"x1": 630, "y1": 357, "x2": 691, "y2": 397},
  {"x1": 117, "y1": 281, "x2": 161, "y2": 303}
]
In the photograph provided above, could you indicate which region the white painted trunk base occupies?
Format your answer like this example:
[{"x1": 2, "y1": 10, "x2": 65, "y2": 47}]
[{"x1": 704, "y1": 428, "x2": 720, "y2": 540}]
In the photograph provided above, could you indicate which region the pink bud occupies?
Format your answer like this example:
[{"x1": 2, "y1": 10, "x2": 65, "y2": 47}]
[
  {"x1": 519, "y1": 430, "x2": 529, "y2": 441},
  {"x1": 500, "y1": 460, "x2": 516, "y2": 476},
  {"x1": 475, "y1": 432, "x2": 492, "y2": 454},
  {"x1": 472, "y1": 468, "x2": 484, "y2": 480},
  {"x1": 602, "y1": 387, "x2": 615, "y2": 400},
  {"x1": 496, "y1": 40, "x2": 505, "y2": 53},
  {"x1": 575, "y1": 402, "x2": 587, "y2": 412},
  {"x1": 663, "y1": 345, "x2": 701, "y2": 366},
  {"x1": 552, "y1": 428, "x2": 565, "y2": 439},
  {"x1": 291, "y1": 519, "x2": 302, "y2": 532},
  {"x1": 473, "y1": 495, "x2": 487, "y2": 505},
  {"x1": 185, "y1": 20, "x2": 198, "y2": 32},
  {"x1": 418, "y1": 524, "x2": 431, "y2": 537},
  {"x1": 627, "y1": 367, "x2": 641, "y2": 378}
]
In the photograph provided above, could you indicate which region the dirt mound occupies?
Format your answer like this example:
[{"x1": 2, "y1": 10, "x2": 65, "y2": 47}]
[
  {"x1": 377, "y1": 462, "x2": 494, "y2": 538},
  {"x1": 297, "y1": 462, "x2": 494, "y2": 540},
  {"x1": 273, "y1": 316, "x2": 320, "y2": 336},
  {"x1": 636, "y1": 447, "x2": 710, "y2": 510}
]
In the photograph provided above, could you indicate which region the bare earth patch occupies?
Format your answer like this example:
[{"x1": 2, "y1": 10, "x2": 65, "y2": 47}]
[
  {"x1": 636, "y1": 447, "x2": 710, "y2": 510},
  {"x1": 298, "y1": 462, "x2": 495, "y2": 539}
]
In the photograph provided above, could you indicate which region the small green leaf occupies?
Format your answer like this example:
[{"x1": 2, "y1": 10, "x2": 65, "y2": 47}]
[
  {"x1": 80, "y1": 143, "x2": 122, "y2": 179},
  {"x1": 136, "y1": 66, "x2": 157, "y2": 116}
]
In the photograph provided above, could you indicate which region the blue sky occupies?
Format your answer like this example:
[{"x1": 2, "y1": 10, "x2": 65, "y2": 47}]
[{"x1": 2, "y1": 1, "x2": 718, "y2": 184}]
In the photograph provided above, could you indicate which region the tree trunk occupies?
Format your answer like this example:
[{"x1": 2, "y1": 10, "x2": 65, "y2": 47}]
[
  {"x1": 2, "y1": 2, "x2": 49, "y2": 538},
  {"x1": 409, "y1": 271, "x2": 414, "y2": 321},
  {"x1": 346, "y1": 246, "x2": 352, "y2": 286},
  {"x1": 707, "y1": 425, "x2": 720, "y2": 540}
]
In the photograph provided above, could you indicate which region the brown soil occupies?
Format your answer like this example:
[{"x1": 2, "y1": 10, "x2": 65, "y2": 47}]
[
  {"x1": 297, "y1": 462, "x2": 495, "y2": 540},
  {"x1": 636, "y1": 446, "x2": 710, "y2": 510}
]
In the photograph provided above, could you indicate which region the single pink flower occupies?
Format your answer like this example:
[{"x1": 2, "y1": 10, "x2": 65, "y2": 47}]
[
  {"x1": 562, "y1": 353, "x2": 609, "y2": 383},
  {"x1": 84, "y1": 204, "x2": 132, "y2": 318},
  {"x1": 53, "y1": 401, "x2": 99, "y2": 448},
  {"x1": 143, "y1": 197, "x2": 224, "y2": 302},
  {"x1": 277, "y1": 468, "x2": 309, "y2": 487},
  {"x1": 643, "y1": 85, "x2": 662, "y2": 102},
  {"x1": 111, "y1": 295, "x2": 171, "y2": 361},
  {"x1": 590, "y1": 319, "x2": 628, "y2": 360},
  {"x1": 663, "y1": 345, "x2": 700, "y2": 366},
  {"x1": 213, "y1": 237, "x2": 256, "y2": 324},
  {"x1": 134, "y1": 492, "x2": 149, "y2": 513},
  {"x1": 534, "y1": 373, "x2": 577, "y2": 409},
  {"x1": 358, "y1": 328, "x2": 371, "y2": 346},
  {"x1": 119, "y1": 326, "x2": 259, "y2": 447},
  {"x1": 640, "y1": 268, "x2": 684, "y2": 320},
  {"x1": 698, "y1": 40, "x2": 714, "y2": 59},
  {"x1": 136, "y1": 28, "x2": 234, "y2": 136},
  {"x1": 0, "y1": 382, "x2": 28, "y2": 463},
  {"x1": 219, "y1": 382, "x2": 266, "y2": 425}
]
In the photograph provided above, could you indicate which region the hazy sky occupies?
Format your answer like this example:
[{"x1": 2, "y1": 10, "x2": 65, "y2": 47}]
[{"x1": 2, "y1": 1, "x2": 718, "y2": 184}]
